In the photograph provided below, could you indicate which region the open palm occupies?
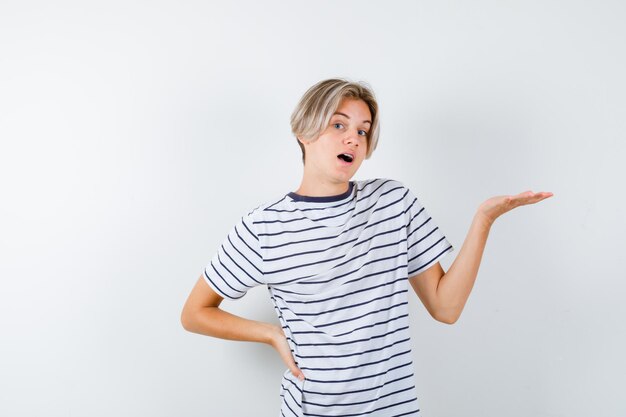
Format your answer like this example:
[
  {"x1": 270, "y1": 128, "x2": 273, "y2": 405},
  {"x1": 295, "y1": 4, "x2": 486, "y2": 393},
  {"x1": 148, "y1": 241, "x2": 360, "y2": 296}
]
[{"x1": 477, "y1": 190, "x2": 554, "y2": 226}]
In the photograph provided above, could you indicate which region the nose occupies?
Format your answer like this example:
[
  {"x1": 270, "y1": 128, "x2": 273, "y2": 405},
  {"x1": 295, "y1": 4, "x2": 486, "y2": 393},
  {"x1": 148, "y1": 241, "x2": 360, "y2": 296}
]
[{"x1": 344, "y1": 129, "x2": 360, "y2": 145}]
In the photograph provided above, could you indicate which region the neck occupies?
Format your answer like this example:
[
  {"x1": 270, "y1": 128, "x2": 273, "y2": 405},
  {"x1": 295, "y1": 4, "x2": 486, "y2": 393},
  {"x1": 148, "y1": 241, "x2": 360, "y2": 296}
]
[{"x1": 293, "y1": 177, "x2": 351, "y2": 197}]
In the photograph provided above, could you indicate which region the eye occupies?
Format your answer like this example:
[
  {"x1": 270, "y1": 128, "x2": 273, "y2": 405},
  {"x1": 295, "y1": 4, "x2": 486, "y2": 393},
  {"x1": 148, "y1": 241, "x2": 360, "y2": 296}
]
[
  {"x1": 358, "y1": 130, "x2": 369, "y2": 137},
  {"x1": 333, "y1": 123, "x2": 344, "y2": 129}
]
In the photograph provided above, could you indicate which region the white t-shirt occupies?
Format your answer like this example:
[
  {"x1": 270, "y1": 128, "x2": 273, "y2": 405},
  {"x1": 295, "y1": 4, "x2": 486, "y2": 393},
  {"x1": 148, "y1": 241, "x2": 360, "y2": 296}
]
[{"x1": 203, "y1": 178, "x2": 454, "y2": 417}]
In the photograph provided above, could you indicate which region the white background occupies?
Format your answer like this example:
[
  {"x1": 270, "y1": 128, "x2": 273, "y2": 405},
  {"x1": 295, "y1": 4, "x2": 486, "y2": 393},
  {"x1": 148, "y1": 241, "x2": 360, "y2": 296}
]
[{"x1": 1, "y1": 1, "x2": 625, "y2": 416}]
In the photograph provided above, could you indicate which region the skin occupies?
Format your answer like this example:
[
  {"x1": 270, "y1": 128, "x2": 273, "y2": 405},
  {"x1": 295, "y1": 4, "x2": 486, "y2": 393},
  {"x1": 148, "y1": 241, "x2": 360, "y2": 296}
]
[
  {"x1": 180, "y1": 97, "x2": 554, "y2": 382},
  {"x1": 293, "y1": 98, "x2": 371, "y2": 197}
]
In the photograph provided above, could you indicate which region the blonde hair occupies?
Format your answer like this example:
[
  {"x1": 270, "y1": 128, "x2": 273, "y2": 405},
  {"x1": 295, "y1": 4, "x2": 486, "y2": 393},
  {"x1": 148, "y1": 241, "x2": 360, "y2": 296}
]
[{"x1": 290, "y1": 78, "x2": 380, "y2": 164}]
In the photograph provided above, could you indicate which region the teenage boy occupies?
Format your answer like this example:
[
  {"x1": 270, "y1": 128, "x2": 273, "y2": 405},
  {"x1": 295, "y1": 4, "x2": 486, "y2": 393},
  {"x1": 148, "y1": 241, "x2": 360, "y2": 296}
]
[{"x1": 181, "y1": 78, "x2": 553, "y2": 416}]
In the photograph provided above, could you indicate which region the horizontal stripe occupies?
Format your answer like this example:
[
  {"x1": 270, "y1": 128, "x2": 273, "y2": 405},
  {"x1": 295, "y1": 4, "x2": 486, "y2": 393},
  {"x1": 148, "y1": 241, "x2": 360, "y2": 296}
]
[
  {"x1": 299, "y1": 350, "x2": 411, "y2": 371},
  {"x1": 285, "y1": 300, "x2": 408, "y2": 329},
  {"x1": 408, "y1": 245, "x2": 454, "y2": 276},
  {"x1": 304, "y1": 397, "x2": 418, "y2": 417},
  {"x1": 295, "y1": 337, "x2": 410, "y2": 360},
  {"x1": 304, "y1": 361, "x2": 413, "y2": 384},
  {"x1": 304, "y1": 384, "x2": 415, "y2": 407},
  {"x1": 295, "y1": 253, "x2": 407, "y2": 286},
  {"x1": 202, "y1": 178, "x2": 453, "y2": 415},
  {"x1": 302, "y1": 373, "x2": 414, "y2": 396},
  {"x1": 292, "y1": 326, "x2": 409, "y2": 348},
  {"x1": 289, "y1": 289, "x2": 407, "y2": 318},
  {"x1": 278, "y1": 277, "x2": 406, "y2": 305}
]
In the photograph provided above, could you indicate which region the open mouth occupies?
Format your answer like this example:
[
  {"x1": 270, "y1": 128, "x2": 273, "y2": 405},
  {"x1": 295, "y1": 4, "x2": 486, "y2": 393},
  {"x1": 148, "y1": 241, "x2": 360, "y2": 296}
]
[{"x1": 337, "y1": 153, "x2": 354, "y2": 163}]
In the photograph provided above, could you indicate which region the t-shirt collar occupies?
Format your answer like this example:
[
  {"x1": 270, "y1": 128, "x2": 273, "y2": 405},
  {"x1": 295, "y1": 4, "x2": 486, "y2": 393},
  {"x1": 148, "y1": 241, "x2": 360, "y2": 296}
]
[{"x1": 287, "y1": 181, "x2": 354, "y2": 203}]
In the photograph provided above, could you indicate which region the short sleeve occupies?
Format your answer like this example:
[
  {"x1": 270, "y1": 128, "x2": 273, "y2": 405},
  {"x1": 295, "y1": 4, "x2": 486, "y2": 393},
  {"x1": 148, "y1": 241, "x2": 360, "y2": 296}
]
[
  {"x1": 203, "y1": 210, "x2": 265, "y2": 299},
  {"x1": 401, "y1": 184, "x2": 455, "y2": 277}
]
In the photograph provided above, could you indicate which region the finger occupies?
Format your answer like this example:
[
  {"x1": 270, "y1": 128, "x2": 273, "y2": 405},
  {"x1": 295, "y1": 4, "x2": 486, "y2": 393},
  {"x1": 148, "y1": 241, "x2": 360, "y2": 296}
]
[
  {"x1": 534, "y1": 191, "x2": 554, "y2": 202},
  {"x1": 284, "y1": 352, "x2": 305, "y2": 381},
  {"x1": 512, "y1": 190, "x2": 550, "y2": 199},
  {"x1": 291, "y1": 364, "x2": 305, "y2": 381},
  {"x1": 287, "y1": 356, "x2": 304, "y2": 380},
  {"x1": 528, "y1": 191, "x2": 553, "y2": 200},
  {"x1": 512, "y1": 191, "x2": 553, "y2": 205}
]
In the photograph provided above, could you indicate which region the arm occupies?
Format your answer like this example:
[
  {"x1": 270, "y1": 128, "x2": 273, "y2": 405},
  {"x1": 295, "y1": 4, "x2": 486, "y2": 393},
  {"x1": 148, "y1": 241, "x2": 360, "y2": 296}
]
[
  {"x1": 181, "y1": 275, "x2": 306, "y2": 380},
  {"x1": 409, "y1": 190, "x2": 553, "y2": 324},
  {"x1": 409, "y1": 213, "x2": 490, "y2": 324}
]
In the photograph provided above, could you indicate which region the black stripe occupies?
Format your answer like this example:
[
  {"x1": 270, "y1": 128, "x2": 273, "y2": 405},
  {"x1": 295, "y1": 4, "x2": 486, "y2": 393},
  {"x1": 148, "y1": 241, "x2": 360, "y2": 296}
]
[
  {"x1": 406, "y1": 216, "x2": 432, "y2": 240},
  {"x1": 268, "y1": 237, "x2": 410, "y2": 285},
  {"x1": 259, "y1": 182, "x2": 403, "y2": 240},
  {"x1": 391, "y1": 409, "x2": 421, "y2": 417},
  {"x1": 264, "y1": 179, "x2": 386, "y2": 215},
  {"x1": 279, "y1": 276, "x2": 406, "y2": 305},
  {"x1": 303, "y1": 361, "x2": 412, "y2": 384},
  {"x1": 302, "y1": 373, "x2": 414, "y2": 396},
  {"x1": 293, "y1": 326, "x2": 409, "y2": 348},
  {"x1": 225, "y1": 232, "x2": 263, "y2": 284},
  {"x1": 333, "y1": 313, "x2": 409, "y2": 338},
  {"x1": 299, "y1": 350, "x2": 411, "y2": 371},
  {"x1": 408, "y1": 245, "x2": 453, "y2": 276},
  {"x1": 261, "y1": 204, "x2": 356, "y2": 225},
  {"x1": 407, "y1": 225, "x2": 438, "y2": 248},
  {"x1": 204, "y1": 262, "x2": 245, "y2": 299},
  {"x1": 296, "y1": 337, "x2": 410, "y2": 360},
  {"x1": 303, "y1": 397, "x2": 418, "y2": 417},
  {"x1": 408, "y1": 236, "x2": 445, "y2": 262},
  {"x1": 282, "y1": 376, "x2": 303, "y2": 394},
  {"x1": 264, "y1": 235, "x2": 359, "y2": 262},
  {"x1": 304, "y1": 384, "x2": 415, "y2": 407},
  {"x1": 261, "y1": 232, "x2": 339, "y2": 250},
  {"x1": 216, "y1": 250, "x2": 254, "y2": 291},
  {"x1": 263, "y1": 219, "x2": 405, "y2": 273},
  {"x1": 285, "y1": 301, "x2": 408, "y2": 329},
  {"x1": 280, "y1": 384, "x2": 302, "y2": 409},
  {"x1": 290, "y1": 289, "x2": 407, "y2": 318},
  {"x1": 239, "y1": 216, "x2": 260, "y2": 242},
  {"x1": 299, "y1": 252, "x2": 406, "y2": 286}
]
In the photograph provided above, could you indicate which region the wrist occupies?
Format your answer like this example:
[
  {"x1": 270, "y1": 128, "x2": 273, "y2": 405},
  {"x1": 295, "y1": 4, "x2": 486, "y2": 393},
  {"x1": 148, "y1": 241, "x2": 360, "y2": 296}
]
[
  {"x1": 264, "y1": 323, "x2": 282, "y2": 347},
  {"x1": 474, "y1": 210, "x2": 494, "y2": 230}
]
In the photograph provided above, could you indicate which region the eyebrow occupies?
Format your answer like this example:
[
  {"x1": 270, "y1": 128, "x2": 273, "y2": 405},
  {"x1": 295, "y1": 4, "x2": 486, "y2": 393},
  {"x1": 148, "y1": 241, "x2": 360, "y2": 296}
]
[{"x1": 333, "y1": 111, "x2": 372, "y2": 125}]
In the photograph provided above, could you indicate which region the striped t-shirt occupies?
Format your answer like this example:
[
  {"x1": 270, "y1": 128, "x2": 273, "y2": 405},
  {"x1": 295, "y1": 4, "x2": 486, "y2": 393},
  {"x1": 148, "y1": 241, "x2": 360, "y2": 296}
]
[{"x1": 203, "y1": 178, "x2": 454, "y2": 417}]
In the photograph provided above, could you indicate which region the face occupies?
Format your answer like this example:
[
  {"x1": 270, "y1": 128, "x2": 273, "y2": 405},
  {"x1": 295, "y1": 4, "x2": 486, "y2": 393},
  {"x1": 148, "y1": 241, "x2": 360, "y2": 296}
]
[{"x1": 300, "y1": 98, "x2": 371, "y2": 183}]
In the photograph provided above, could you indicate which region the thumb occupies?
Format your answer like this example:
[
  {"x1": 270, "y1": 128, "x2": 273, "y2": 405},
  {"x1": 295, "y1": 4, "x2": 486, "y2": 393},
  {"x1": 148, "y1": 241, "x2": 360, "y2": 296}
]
[
  {"x1": 287, "y1": 358, "x2": 305, "y2": 381},
  {"x1": 272, "y1": 325, "x2": 306, "y2": 381}
]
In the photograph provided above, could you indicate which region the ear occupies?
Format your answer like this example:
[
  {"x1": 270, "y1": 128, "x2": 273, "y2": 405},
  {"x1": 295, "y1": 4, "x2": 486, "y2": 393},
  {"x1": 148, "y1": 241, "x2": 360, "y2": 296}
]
[{"x1": 297, "y1": 136, "x2": 312, "y2": 147}]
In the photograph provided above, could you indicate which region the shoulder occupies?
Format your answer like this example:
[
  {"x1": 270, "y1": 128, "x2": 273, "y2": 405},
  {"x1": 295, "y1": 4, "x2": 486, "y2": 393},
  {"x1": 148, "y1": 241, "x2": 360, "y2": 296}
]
[
  {"x1": 356, "y1": 177, "x2": 406, "y2": 191},
  {"x1": 237, "y1": 193, "x2": 293, "y2": 232},
  {"x1": 357, "y1": 178, "x2": 409, "y2": 198},
  {"x1": 364, "y1": 178, "x2": 421, "y2": 212}
]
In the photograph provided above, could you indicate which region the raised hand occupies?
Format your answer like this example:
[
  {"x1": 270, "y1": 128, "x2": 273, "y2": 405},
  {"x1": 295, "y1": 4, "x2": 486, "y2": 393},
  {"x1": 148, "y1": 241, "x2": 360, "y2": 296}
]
[{"x1": 476, "y1": 190, "x2": 554, "y2": 227}]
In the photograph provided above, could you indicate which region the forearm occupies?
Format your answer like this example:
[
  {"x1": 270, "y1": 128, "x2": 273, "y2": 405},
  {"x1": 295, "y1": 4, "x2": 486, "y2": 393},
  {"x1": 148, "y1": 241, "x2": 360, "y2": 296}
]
[
  {"x1": 182, "y1": 305, "x2": 278, "y2": 346},
  {"x1": 436, "y1": 211, "x2": 492, "y2": 322},
  {"x1": 182, "y1": 297, "x2": 304, "y2": 379}
]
